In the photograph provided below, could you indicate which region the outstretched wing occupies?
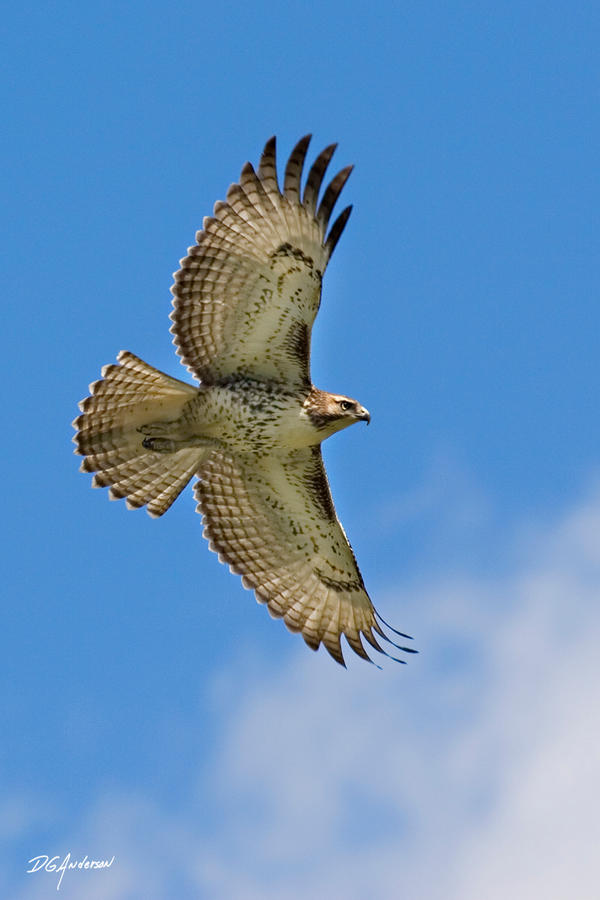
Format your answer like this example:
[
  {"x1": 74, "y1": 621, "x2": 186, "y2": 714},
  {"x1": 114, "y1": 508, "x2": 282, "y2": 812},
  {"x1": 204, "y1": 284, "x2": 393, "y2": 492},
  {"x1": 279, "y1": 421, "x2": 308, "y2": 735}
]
[
  {"x1": 171, "y1": 135, "x2": 353, "y2": 388},
  {"x1": 195, "y1": 446, "x2": 415, "y2": 666}
]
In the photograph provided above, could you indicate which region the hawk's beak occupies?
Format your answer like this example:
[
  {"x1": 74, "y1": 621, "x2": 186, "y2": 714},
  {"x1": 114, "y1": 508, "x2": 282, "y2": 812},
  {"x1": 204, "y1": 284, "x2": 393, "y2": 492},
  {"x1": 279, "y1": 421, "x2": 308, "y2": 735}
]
[{"x1": 357, "y1": 406, "x2": 371, "y2": 425}]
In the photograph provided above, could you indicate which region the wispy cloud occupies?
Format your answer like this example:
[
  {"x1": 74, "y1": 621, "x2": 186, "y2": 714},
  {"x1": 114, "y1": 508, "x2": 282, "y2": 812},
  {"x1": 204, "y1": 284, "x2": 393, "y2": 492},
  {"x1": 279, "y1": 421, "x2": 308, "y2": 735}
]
[{"x1": 12, "y1": 485, "x2": 600, "y2": 900}]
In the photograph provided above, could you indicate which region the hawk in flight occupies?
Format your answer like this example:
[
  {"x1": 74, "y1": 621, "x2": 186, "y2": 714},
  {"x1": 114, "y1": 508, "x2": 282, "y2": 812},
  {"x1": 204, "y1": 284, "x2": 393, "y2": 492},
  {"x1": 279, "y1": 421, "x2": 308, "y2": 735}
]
[{"x1": 73, "y1": 135, "x2": 416, "y2": 666}]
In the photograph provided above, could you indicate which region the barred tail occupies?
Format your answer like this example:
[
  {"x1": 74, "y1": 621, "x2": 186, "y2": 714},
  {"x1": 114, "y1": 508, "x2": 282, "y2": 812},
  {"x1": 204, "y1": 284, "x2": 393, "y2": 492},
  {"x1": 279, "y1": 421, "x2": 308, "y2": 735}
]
[{"x1": 73, "y1": 351, "x2": 206, "y2": 517}]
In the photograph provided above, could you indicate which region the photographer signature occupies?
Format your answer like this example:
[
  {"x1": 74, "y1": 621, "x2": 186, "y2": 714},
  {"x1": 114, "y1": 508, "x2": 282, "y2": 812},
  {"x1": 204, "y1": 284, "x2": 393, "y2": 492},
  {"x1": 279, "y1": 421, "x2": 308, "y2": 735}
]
[{"x1": 27, "y1": 853, "x2": 115, "y2": 890}]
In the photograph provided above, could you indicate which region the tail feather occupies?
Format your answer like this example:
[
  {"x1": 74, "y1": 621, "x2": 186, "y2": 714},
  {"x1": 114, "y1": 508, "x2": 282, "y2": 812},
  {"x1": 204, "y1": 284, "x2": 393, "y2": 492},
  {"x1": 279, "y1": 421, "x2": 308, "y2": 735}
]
[
  {"x1": 74, "y1": 351, "x2": 206, "y2": 516},
  {"x1": 105, "y1": 447, "x2": 205, "y2": 517},
  {"x1": 77, "y1": 350, "x2": 197, "y2": 418}
]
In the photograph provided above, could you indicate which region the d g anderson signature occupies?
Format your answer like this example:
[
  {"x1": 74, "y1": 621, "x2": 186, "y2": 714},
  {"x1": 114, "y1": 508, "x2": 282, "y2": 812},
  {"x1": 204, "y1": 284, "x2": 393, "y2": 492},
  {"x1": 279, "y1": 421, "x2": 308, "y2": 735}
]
[{"x1": 27, "y1": 852, "x2": 115, "y2": 890}]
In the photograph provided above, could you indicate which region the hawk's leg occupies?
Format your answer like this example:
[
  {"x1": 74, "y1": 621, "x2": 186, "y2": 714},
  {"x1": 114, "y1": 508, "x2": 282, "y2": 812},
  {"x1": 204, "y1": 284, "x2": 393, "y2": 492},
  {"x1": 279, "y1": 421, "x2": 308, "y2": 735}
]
[
  {"x1": 138, "y1": 420, "x2": 181, "y2": 453},
  {"x1": 141, "y1": 433, "x2": 221, "y2": 454},
  {"x1": 142, "y1": 437, "x2": 179, "y2": 452},
  {"x1": 138, "y1": 421, "x2": 180, "y2": 438}
]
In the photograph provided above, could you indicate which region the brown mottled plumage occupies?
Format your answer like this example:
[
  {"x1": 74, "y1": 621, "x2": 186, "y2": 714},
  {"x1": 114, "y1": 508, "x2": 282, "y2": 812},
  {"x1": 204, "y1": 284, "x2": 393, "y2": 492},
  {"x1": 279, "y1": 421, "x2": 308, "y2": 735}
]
[{"x1": 73, "y1": 135, "x2": 416, "y2": 666}]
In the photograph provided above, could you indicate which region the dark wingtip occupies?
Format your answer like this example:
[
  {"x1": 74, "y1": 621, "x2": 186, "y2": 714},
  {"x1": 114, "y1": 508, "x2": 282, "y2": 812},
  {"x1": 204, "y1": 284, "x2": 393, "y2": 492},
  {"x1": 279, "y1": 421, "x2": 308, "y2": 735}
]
[
  {"x1": 283, "y1": 135, "x2": 313, "y2": 202},
  {"x1": 375, "y1": 610, "x2": 414, "y2": 640},
  {"x1": 258, "y1": 136, "x2": 279, "y2": 191},
  {"x1": 370, "y1": 611, "x2": 418, "y2": 665},
  {"x1": 325, "y1": 204, "x2": 352, "y2": 258},
  {"x1": 302, "y1": 142, "x2": 338, "y2": 212},
  {"x1": 367, "y1": 655, "x2": 384, "y2": 670},
  {"x1": 317, "y1": 165, "x2": 354, "y2": 229}
]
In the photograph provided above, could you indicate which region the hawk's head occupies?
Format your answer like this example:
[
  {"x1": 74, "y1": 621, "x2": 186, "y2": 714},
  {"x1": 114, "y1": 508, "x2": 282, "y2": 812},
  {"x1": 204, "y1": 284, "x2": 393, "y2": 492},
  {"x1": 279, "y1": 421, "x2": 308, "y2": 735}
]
[{"x1": 305, "y1": 389, "x2": 370, "y2": 435}]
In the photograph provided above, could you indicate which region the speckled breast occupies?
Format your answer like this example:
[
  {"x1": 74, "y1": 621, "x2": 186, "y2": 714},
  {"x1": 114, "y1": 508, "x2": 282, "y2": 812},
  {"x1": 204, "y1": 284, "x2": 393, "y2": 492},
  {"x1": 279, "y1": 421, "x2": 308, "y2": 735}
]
[{"x1": 183, "y1": 378, "x2": 315, "y2": 452}]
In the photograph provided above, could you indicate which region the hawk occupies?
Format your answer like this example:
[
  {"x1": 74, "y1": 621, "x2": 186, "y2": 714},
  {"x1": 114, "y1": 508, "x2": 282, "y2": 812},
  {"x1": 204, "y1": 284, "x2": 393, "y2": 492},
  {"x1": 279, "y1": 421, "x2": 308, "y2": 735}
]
[{"x1": 73, "y1": 135, "x2": 416, "y2": 666}]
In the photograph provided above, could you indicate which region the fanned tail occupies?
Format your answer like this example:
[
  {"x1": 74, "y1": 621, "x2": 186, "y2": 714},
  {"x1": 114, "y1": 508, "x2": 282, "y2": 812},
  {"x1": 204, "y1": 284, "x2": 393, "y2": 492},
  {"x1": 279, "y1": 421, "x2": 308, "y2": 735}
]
[{"x1": 73, "y1": 351, "x2": 206, "y2": 517}]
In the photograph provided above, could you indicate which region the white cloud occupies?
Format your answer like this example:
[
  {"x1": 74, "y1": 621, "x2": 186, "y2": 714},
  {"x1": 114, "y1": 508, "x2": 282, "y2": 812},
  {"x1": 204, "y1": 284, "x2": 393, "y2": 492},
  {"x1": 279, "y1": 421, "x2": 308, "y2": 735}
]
[
  {"x1": 193, "y1": 484, "x2": 600, "y2": 900},
  {"x1": 11, "y1": 485, "x2": 600, "y2": 900}
]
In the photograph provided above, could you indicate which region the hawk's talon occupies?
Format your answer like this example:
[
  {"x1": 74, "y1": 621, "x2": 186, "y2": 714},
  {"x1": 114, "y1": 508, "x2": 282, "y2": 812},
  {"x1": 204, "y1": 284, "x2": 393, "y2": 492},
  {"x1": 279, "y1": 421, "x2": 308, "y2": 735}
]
[{"x1": 142, "y1": 437, "x2": 177, "y2": 452}]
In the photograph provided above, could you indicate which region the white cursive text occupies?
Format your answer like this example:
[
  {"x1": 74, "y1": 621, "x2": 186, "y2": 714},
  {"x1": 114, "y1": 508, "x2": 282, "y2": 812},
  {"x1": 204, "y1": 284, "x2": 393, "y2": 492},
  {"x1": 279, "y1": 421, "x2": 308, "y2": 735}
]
[{"x1": 27, "y1": 853, "x2": 115, "y2": 891}]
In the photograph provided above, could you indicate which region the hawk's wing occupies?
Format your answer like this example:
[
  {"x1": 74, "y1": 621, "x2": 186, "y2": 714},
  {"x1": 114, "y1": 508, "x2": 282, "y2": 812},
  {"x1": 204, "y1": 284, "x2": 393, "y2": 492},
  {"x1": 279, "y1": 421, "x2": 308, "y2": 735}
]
[
  {"x1": 170, "y1": 135, "x2": 352, "y2": 388},
  {"x1": 195, "y1": 446, "x2": 415, "y2": 666}
]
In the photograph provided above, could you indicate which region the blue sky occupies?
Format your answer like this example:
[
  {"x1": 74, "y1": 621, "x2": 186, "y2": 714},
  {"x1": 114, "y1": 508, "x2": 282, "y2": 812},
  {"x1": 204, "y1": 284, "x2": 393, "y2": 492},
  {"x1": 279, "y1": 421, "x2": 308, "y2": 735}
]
[{"x1": 3, "y1": 1, "x2": 600, "y2": 897}]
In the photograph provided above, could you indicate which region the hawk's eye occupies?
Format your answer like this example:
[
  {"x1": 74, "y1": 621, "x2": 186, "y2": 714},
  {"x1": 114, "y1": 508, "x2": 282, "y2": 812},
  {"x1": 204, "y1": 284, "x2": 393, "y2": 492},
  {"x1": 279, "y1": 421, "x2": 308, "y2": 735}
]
[{"x1": 339, "y1": 400, "x2": 353, "y2": 412}]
